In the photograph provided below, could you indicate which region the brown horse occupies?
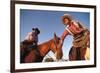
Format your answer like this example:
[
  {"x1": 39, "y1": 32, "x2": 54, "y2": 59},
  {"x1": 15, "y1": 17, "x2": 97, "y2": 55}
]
[{"x1": 20, "y1": 33, "x2": 63, "y2": 63}]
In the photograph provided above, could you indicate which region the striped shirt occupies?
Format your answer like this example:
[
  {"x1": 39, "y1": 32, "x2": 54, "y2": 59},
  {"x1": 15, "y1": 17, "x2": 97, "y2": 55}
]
[{"x1": 61, "y1": 21, "x2": 84, "y2": 41}]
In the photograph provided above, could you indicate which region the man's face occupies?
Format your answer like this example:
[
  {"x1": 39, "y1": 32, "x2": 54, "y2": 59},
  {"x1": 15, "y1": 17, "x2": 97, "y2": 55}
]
[
  {"x1": 32, "y1": 30, "x2": 35, "y2": 33},
  {"x1": 35, "y1": 30, "x2": 38, "y2": 35},
  {"x1": 63, "y1": 18, "x2": 70, "y2": 25}
]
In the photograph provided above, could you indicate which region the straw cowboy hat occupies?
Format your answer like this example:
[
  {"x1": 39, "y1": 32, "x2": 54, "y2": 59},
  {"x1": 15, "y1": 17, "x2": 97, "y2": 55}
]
[{"x1": 62, "y1": 14, "x2": 73, "y2": 21}]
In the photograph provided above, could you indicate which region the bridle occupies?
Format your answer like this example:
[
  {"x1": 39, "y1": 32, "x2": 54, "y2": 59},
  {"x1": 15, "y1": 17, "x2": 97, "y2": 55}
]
[
  {"x1": 46, "y1": 38, "x2": 61, "y2": 61},
  {"x1": 40, "y1": 39, "x2": 58, "y2": 57}
]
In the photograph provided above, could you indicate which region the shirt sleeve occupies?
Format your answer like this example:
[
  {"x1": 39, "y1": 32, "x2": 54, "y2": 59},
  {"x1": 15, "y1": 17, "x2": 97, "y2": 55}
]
[
  {"x1": 25, "y1": 32, "x2": 33, "y2": 41},
  {"x1": 71, "y1": 21, "x2": 84, "y2": 34}
]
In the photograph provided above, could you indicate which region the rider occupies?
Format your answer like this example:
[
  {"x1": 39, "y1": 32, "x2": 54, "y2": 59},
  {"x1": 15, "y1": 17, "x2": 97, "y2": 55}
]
[
  {"x1": 60, "y1": 14, "x2": 90, "y2": 60},
  {"x1": 22, "y1": 28, "x2": 40, "y2": 47},
  {"x1": 23, "y1": 27, "x2": 40, "y2": 49},
  {"x1": 20, "y1": 27, "x2": 40, "y2": 63}
]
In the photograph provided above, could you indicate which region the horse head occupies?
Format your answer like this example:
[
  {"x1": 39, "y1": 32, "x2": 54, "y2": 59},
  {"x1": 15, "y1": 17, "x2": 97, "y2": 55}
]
[{"x1": 50, "y1": 32, "x2": 63, "y2": 60}]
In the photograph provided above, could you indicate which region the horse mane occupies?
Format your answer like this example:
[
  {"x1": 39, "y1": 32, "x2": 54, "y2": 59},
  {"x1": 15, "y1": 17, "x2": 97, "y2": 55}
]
[
  {"x1": 38, "y1": 39, "x2": 54, "y2": 47},
  {"x1": 37, "y1": 39, "x2": 54, "y2": 57}
]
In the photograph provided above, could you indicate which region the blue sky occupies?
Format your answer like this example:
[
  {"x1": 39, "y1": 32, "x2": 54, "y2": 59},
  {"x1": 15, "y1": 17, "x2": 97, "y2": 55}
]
[{"x1": 20, "y1": 9, "x2": 90, "y2": 60}]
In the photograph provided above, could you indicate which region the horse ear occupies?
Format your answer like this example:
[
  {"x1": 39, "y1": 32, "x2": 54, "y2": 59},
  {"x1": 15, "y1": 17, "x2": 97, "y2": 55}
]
[
  {"x1": 54, "y1": 32, "x2": 57, "y2": 39},
  {"x1": 54, "y1": 32, "x2": 61, "y2": 44}
]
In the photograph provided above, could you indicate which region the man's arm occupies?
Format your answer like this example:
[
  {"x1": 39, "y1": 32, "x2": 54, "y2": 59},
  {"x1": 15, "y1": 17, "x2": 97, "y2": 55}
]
[{"x1": 61, "y1": 29, "x2": 69, "y2": 43}]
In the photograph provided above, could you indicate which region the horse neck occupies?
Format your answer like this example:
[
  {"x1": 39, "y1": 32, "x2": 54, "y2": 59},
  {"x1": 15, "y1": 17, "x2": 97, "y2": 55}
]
[{"x1": 38, "y1": 39, "x2": 53, "y2": 57}]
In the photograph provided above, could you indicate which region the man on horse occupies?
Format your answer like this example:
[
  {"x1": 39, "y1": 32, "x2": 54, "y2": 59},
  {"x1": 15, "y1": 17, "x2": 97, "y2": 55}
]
[
  {"x1": 60, "y1": 14, "x2": 90, "y2": 60},
  {"x1": 25, "y1": 28, "x2": 40, "y2": 47},
  {"x1": 20, "y1": 27, "x2": 40, "y2": 63}
]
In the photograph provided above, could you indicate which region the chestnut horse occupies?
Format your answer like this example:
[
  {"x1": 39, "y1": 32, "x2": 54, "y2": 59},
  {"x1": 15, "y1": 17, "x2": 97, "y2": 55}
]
[{"x1": 20, "y1": 33, "x2": 63, "y2": 63}]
